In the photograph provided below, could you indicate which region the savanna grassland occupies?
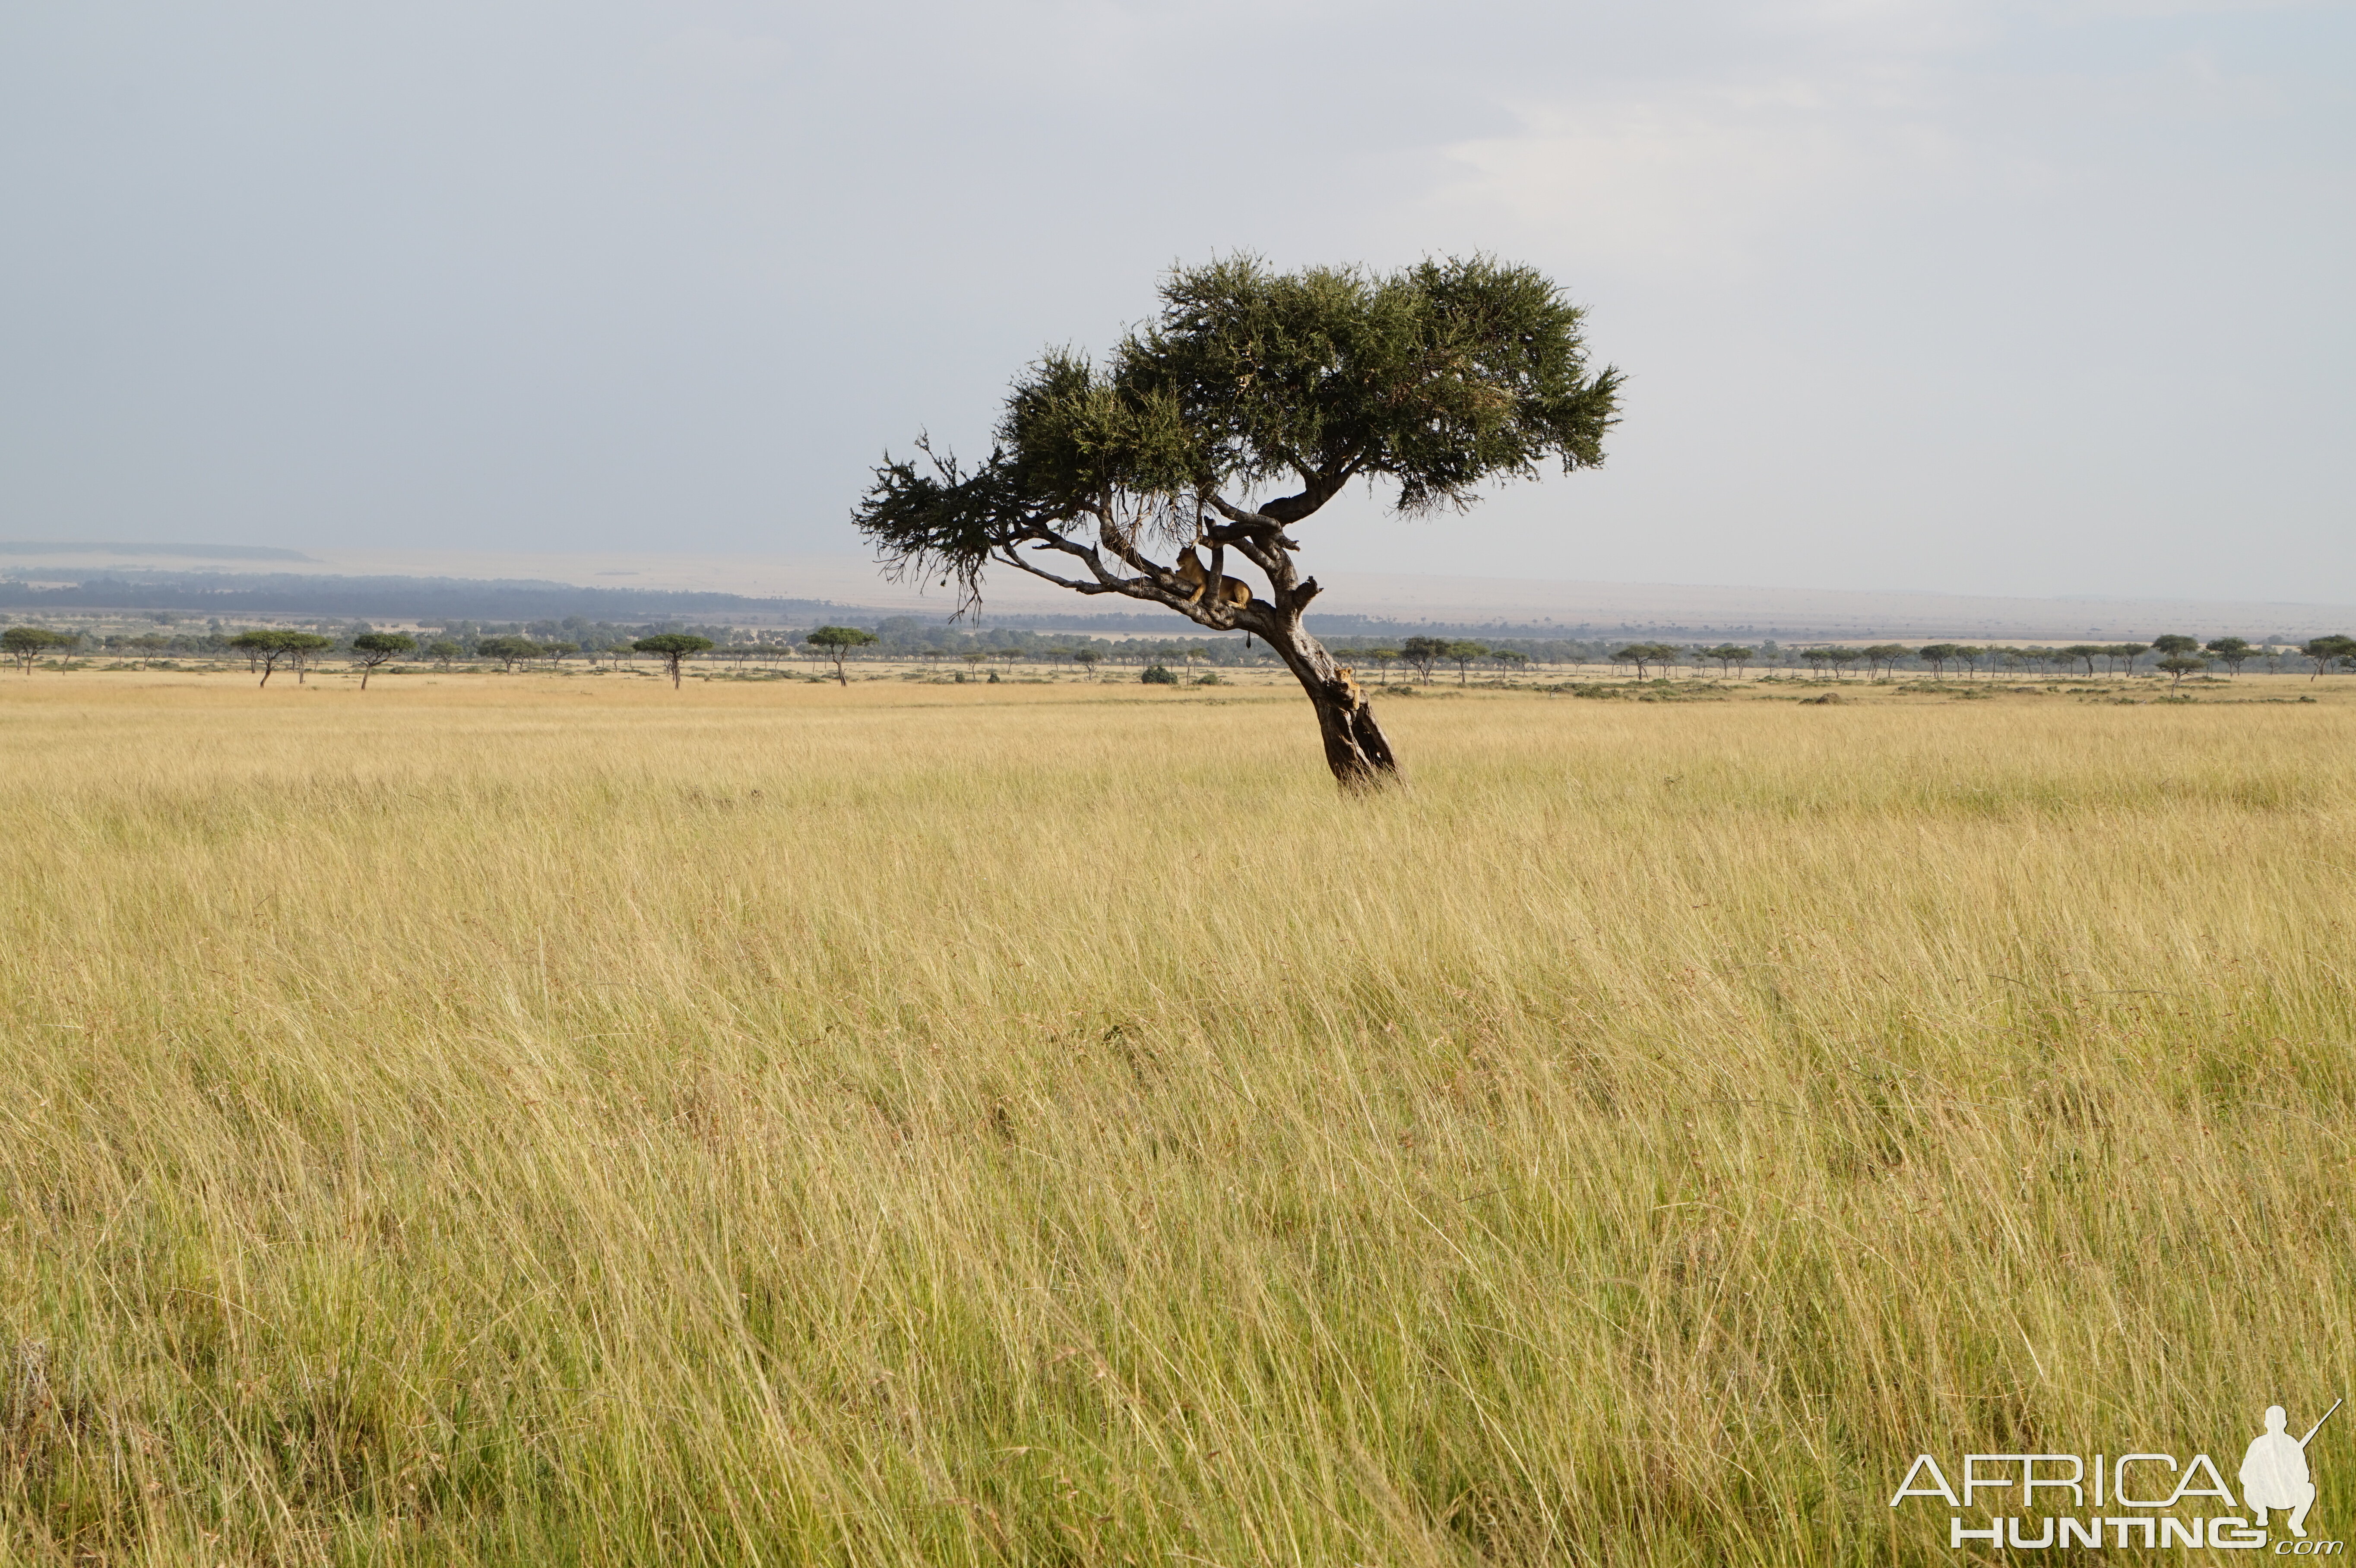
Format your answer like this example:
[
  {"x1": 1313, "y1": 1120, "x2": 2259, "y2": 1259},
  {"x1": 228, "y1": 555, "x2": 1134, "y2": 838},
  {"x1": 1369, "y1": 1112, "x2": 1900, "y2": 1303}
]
[{"x1": 3, "y1": 672, "x2": 2352, "y2": 1566}]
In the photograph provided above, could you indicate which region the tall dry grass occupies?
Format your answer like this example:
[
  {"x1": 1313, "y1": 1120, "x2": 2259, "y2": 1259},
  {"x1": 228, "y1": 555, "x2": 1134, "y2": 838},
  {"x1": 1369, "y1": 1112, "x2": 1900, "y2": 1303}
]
[{"x1": 3, "y1": 675, "x2": 2352, "y2": 1565}]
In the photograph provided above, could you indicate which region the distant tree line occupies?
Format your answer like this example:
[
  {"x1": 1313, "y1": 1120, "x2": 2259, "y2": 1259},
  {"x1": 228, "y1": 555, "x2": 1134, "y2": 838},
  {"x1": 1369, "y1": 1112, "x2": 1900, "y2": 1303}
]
[{"x1": 5, "y1": 616, "x2": 2354, "y2": 689}]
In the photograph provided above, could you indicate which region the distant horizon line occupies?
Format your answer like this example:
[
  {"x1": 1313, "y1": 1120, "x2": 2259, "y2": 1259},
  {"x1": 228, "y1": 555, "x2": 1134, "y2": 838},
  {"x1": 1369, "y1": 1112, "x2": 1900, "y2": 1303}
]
[{"x1": 1, "y1": 542, "x2": 2350, "y2": 616}]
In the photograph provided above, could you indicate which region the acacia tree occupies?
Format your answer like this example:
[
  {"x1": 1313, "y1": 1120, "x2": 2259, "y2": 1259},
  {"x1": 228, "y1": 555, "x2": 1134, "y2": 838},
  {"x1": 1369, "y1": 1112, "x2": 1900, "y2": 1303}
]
[
  {"x1": 1444, "y1": 640, "x2": 1489, "y2": 685},
  {"x1": 851, "y1": 256, "x2": 1619, "y2": 789},
  {"x1": 228, "y1": 629, "x2": 333, "y2": 687},
  {"x1": 3, "y1": 626, "x2": 77, "y2": 673},
  {"x1": 1615, "y1": 642, "x2": 1677, "y2": 680},
  {"x1": 1861, "y1": 644, "x2": 1908, "y2": 678},
  {"x1": 476, "y1": 635, "x2": 540, "y2": 673},
  {"x1": 2203, "y1": 636, "x2": 2254, "y2": 675},
  {"x1": 804, "y1": 625, "x2": 878, "y2": 686},
  {"x1": 633, "y1": 633, "x2": 714, "y2": 688},
  {"x1": 2301, "y1": 634, "x2": 2355, "y2": 681},
  {"x1": 349, "y1": 632, "x2": 416, "y2": 689},
  {"x1": 1398, "y1": 635, "x2": 1450, "y2": 685}
]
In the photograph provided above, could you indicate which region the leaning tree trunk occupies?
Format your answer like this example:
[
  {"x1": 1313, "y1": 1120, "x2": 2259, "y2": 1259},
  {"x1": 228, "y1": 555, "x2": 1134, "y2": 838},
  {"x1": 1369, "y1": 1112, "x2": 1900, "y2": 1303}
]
[{"x1": 1260, "y1": 613, "x2": 1401, "y2": 791}]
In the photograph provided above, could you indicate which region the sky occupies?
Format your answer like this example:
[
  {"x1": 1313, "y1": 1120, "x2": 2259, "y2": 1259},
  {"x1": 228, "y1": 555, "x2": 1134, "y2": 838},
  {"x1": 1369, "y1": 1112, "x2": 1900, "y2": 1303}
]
[{"x1": 2, "y1": 0, "x2": 2351, "y2": 601}]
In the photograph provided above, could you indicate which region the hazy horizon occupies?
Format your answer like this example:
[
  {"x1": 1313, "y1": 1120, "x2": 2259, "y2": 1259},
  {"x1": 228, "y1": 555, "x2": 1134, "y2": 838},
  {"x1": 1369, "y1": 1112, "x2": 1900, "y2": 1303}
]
[{"x1": 5, "y1": 2, "x2": 2351, "y2": 603}]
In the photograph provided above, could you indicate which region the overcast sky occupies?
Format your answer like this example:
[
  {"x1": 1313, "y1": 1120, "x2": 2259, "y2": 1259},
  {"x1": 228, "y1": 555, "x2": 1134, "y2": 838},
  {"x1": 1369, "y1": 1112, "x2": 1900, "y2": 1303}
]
[{"x1": 3, "y1": 1, "x2": 2350, "y2": 600}]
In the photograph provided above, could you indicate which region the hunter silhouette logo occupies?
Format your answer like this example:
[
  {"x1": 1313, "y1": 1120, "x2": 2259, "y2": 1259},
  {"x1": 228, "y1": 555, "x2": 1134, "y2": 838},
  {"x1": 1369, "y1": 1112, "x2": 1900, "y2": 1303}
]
[{"x1": 2245, "y1": 1399, "x2": 2339, "y2": 1539}]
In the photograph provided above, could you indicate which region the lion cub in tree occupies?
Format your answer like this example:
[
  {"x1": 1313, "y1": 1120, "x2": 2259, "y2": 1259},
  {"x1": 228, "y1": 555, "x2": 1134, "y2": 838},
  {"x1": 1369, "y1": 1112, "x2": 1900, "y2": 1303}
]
[{"x1": 1175, "y1": 547, "x2": 1251, "y2": 609}]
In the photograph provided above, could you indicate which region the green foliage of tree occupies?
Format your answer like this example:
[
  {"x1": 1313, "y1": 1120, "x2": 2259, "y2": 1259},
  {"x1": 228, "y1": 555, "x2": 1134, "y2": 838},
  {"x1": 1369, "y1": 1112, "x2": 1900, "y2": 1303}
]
[
  {"x1": 1140, "y1": 664, "x2": 1178, "y2": 685},
  {"x1": 2150, "y1": 634, "x2": 2200, "y2": 658},
  {"x1": 2300, "y1": 634, "x2": 2355, "y2": 681},
  {"x1": 1614, "y1": 642, "x2": 1678, "y2": 680},
  {"x1": 1398, "y1": 635, "x2": 1450, "y2": 685},
  {"x1": 1444, "y1": 641, "x2": 1488, "y2": 685},
  {"x1": 1861, "y1": 644, "x2": 1909, "y2": 677},
  {"x1": 475, "y1": 635, "x2": 541, "y2": 673},
  {"x1": 1918, "y1": 644, "x2": 1960, "y2": 677},
  {"x1": 423, "y1": 640, "x2": 462, "y2": 669},
  {"x1": 631, "y1": 633, "x2": 715, "y2": 689},
  {"x1": 1706, "y1": 643, "x2": 1756, "y2": 676},
  {"x1": 349, "y1": 632, "x2": 416, "y2": 690},
  {"x1": 2059, "y1": 644, "x2": 2104, "y2": 677},
  {"x1": 804, "y1": 626, "x2": 878, "y2": 687},
  {"x1": 1072, "y1": 647, "x2": 1105, "y2": 679},
  {"x1": 850, "y1": 255, "x2": 1620, "y2": 789},
  {"x1": 3, "y1": 626, "x2": 78, "y2": 674},
  {"x1": 226, "y1": 629, "x2": 334, "y2": 687},
  {"x1": 2202, "y1": 636, "x2": 2253, "y2": 675},
  {"x1": 2157, "y1": 654, "x2": 2207, "y2": 691}
]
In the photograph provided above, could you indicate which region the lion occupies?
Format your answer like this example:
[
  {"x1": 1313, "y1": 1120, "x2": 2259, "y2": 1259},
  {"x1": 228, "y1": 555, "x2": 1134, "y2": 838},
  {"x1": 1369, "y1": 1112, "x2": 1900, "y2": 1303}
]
[{"x1": 1175, "y1": 547, "x2": 1251, "y2": 609}]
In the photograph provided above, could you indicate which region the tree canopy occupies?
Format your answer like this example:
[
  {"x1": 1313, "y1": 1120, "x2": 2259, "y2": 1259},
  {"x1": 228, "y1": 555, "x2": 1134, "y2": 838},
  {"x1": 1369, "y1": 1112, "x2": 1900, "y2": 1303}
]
[
  {"x1": 852, "y1": 254, "x2": 1619, "y2": 787},
  {"x1": 227, "y1": 629, "x2": 333, "y2": 687},
  {"x1": 804, "y1": 626, "x2": 878, "y2": 687},
  {"x1": 3, "y1": 626, "x2": 78, "y2": 673},
  {"x1": 632, "y1": 633, "x2": 713, "y2": 688},
  {"x1": 350, "y1": 632, "x2": 415, "y2": 690}
]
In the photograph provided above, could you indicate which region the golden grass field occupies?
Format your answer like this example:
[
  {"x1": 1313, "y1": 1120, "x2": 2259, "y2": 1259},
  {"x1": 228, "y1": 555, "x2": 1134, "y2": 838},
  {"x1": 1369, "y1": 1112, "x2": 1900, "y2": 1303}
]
[{"x1": 4, "y1": 670, "x2": 2353, "y2": 1565}]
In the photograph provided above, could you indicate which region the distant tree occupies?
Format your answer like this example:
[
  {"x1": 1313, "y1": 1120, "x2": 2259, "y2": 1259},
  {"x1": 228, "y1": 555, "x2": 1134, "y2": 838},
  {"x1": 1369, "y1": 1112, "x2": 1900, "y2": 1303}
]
[
  {"x1": 1615, "y1": 642, "x2": 1676, "y2": 680},
  {"x1": 1400, "y1": 635, "x2": 1450, "y2": 685},
  {"x1": 2301, "y1": 634, "x2": 2356, "y2": 681},
  {"x1": 803, "y1": 626, "x2": 877, "y2": 686},
  {"x1": 1828, "y1": 647, "x2": 1864, "y2": 678},
  {"x1": 1444, "y1": 640, "x2": 1489, "y2": 685},
  {"x1": 962, "y1": 651, "x2": 988, "y2": 674},
  {"x1": 349, "y1": 632, "x2": 416, "y2": 689},
  {"x1": 1801, "y1": 647, "x2": 1834, "y2": 678},
  {"x1": 1073, "y1": 647, "x2": 1104, "y2": 680},
  {"x1": 1140, "y1": 663, "x2": 1178, "y2": 685},
  {"x1": 1707, "y1": 643, "x2": 1755, "y2": 677},
  {"x1": 1491, "y1": 648, "x2": 1529, "y2": 677},
  {"x1": 424, "y1": 639, "x2": 462, "y2": 669},
  {"x1": 227, "y1": 629, "x2": 333, "y2": 687},
  {"x1": 2060, "y1": 644, "x2": 2103, "y2": 677},
  {"x1": 476, "y1": 635, "x2": 540, "y2": 673},
  {"x1": 540, "y1": 640, "x2": 582, "y2": 668},
  {"x1": 1918, "y1": 644, "x2": 1959, "y2": 677},
  {"x1": 1369, "y1": 648, "x2": 1400, "y2": 686},
  {"x1": 1861, "y1": 643, "x2": 1909, "y2": 678},
  {"x1": 2156, "y1": 654, "x2": 2206, "y2": 690},
  {"x1": 1952, "y1": 645, "x2": 1986, "y2": 677},
  {"x1": 3, "y1": 626, "x2": 77, "y2": 674},
  {"x1": 2201, "y1": 636, "x2": 2253, "y2": 676},
  {"x1": 2106, "y1": 642, "x2": 2150, "y2": 675},
  {"x1": 632, "y1": 633, "x2": 714, "y2": 688}
]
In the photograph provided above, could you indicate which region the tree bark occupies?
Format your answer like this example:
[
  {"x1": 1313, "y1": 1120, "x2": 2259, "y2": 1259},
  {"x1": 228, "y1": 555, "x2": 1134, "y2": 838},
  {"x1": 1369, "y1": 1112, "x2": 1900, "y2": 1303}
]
[{"x1": 1260, "y1": 614, "x2": 1401, "y2": 791}]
